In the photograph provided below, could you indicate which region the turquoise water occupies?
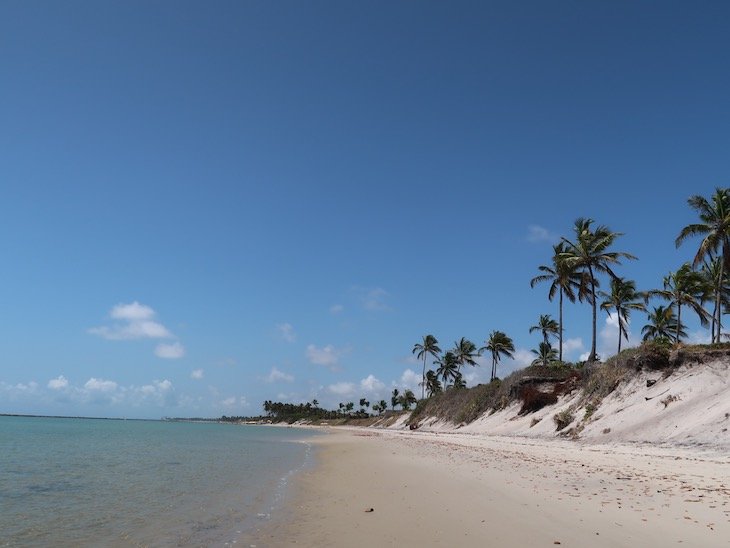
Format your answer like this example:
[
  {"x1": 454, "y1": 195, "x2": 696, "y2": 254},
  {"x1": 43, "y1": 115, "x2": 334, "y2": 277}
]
[{"x1": 0, "y1": 416, "x2": 317, "y2": 546}]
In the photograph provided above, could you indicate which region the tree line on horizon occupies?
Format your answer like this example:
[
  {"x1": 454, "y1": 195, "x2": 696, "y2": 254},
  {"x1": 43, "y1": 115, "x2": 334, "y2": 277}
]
[{"x1": 412, "y1": 188, "x2": 730, "y2": 400}]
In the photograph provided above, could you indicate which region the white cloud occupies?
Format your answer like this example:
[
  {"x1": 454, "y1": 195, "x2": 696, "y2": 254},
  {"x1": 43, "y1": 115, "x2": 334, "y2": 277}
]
[
  {"x1": 359, "y1": 374, "x2": 385, "y2": 393},
  {"x1": 276, "y1": 323, "x2": 296, "y2": 343},
  {"x1": 84, "y1": 378, "x2": 118, "y2": 392},
  {"x1": 264, "y1": 367, "x2": 294, "y2": 383},
  {"x1": 330, "y1": 304, "x2": 344, "y2": 314},
  {"x1": 393, "y1": 369, "x2": 421, "y2": 393},
  {"x1": 598, "y1": 313, "x2": 639, "y2": 359},
  {"x1": 579, "y1": 351, "x2": 591, "y2": 361},
  {"x1": 327, "y1": 382, "x2": 355, "y2": 397},
  {"x1": 154, "y1": 342, "x2": 185, "y2": 359},
  {"x1": 89, "y1": 302, "x2": 183, "y2": 360},
  {"x1": 47, "y1": 375, "x2": 69, "y2": 390},
  {"x1": 527, "y1": 224, "x2": 558, "y2": 244},
  {"x1": 306, "y1": 344, "x2": 343, "y2": 371},
  {"x1": 110, "y1": 302, "x2": 155, "y2": 321},
  {"x1": 563, "y1": 338, "x2": 584, "y2": 355},
  {"x1": 190, "y1": 369, "x2": 204, "y2": 380},
  {"x1": 511, "y1": 348, "x2": 534, "y2": 368}
]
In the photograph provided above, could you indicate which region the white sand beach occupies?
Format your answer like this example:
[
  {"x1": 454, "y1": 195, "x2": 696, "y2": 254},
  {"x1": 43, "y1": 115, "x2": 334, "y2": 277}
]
[{"x1": 244, "y1": 427, "x2": 730, "y2": 547}]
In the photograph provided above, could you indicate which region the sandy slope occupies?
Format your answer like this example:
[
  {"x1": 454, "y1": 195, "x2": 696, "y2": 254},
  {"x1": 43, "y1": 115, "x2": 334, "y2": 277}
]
[
  {"x1": 243, "y1": 428, "x2": 730, "y2": 547},
  {"x1": 412, "y1": 360, "x2": 730, "y2": 450}
]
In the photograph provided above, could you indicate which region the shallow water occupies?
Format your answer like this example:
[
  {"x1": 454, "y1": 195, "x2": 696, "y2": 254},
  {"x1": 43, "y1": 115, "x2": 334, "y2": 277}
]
[{"x1": 0, "y1": 416, "x2": 316, "y2": 546}]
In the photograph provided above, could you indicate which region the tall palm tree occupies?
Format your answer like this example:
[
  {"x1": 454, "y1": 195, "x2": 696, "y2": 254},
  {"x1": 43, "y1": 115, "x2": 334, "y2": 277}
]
[
  {"x1": 676, "y1": 188, "x2": 730, "y2": 343},
  {"x1": 435, "y1": 351, "x2": 459, "y2": 387},
  {"x1": 562, "y1": 218, "x2": 637, "y2": 362},
  {"x1": 599, "y1": 278, "x2": 646, "y2": 354},
  {"x1": 424, "y1": 370, "x2": 442, "y2": 397},
  {"x1": 641, "y1": 305, "x2": 686, "y2": 342},
  {"x1": 530, "y1": 242, "x2": 583, "y2": 362},
  {"x1": 531, "y1": 342, "x2": 558, "y2": 366},
  {"x1": 529, "y1": 314, "x2": 560, "y2": 347},
  {"x1": 391, "y1": 388, "x2": 400, "y2": 410},
  {"x1": 650, "y1": 263, "x2": 710, "y2": 342},
  {"x1": 699, "y1": 256, "x2": 730, "y2": 343},
  {"x1": 412, "y1": 334, "x2": 441, "y2": 400},
  {"x1": 480, "y1": 330, "x2": 515, "y2": 382},
  {"x1": 452, "y1": 337, "x2": 478, "y2": 374}
]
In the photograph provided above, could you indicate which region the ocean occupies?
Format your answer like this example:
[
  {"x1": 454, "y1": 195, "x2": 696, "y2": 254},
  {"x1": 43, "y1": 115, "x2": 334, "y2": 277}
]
[{"x1": 0, "y1": 416, "x2": 317, "y2": 547}]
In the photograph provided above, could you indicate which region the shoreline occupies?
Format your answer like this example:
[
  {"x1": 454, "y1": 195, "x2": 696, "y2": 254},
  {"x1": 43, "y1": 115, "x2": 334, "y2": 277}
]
[{"x1": 242, "y1": 427, "x2": 730, "y2": 547}]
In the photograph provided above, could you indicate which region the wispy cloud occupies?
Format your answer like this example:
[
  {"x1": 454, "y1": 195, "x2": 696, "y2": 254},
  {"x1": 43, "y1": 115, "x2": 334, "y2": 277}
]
[
  {"x1": 329, "y1": 304, "x2": 344, "y2": 315},
  {"x1": 352, "y1": 286, "x2": 391, "y2": 311},
  {"x1": 527, "y1": 225, "x2": 559, "y2": 244},
  {"x1": 360, "y1": 374, "x2": 385, "y2": 394},
  {"x1": 276, "y1": 323, "x2": 296, "y2": 343},
  {"x1": 190, "y1": 369, "x2": 204, "y2": 380},
  {"x1": 327, "y1": 382, "x2": 355, "y2": 397},
  {"x1": 264, "y1": 366, "x2": 294, "y2": 383},
  {"x1": 84, "y1": 377, "x2": 118, "y2": 392},
  {"x1": 306, "y1": 344, "x2": 343, "y2": 371}
]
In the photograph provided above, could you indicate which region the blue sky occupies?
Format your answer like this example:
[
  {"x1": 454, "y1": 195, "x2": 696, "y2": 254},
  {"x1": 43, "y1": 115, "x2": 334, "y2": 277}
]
[{"x1": 1, "y1": 1, "x2": 729, "y2": 418}]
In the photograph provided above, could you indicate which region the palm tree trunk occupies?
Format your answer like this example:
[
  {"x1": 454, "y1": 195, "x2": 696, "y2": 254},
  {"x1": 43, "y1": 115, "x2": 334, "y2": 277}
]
[
  {"x1": 717, "y1": 259, "x2": 724, "y2": 343},
  {"x1": 589, "y1": 268, "x2": 597, "y2": 361},
  {"x1": 676, "y1": 303, "x2": 682, "y2": 343},
  {"x1": 711, "y1": 300, "x2": 717, "y2": 344},
  {"x1": 617, "y1": 316, "x2": 622, "y2": 354},
  {"x1": 421, "y1": 355, "x2": 426, "y2": 400},
  {"x1": 558, "y1": 288, "x2": 563, "y2": 363}
]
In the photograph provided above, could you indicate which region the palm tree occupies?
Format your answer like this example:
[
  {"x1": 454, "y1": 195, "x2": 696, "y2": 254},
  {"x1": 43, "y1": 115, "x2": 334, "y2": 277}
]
[
  {"x1": 452, "y1": 373, "x2": 466, "y2": 389},
  {"x1": 399, "y1": 389, "x2": 417, "y2": 410},
  {"x1": 480, "y1": 330, "x2": 515, "y2": 382},
  {"x1": 452, "y1": 337, "x2": 479, "y2": 374},
  {"x1": 650, "y1": 263, "x2": 710, "y2": 342},
  {"x1": 424, "y1": 370, "x2": 442, "y2": 397},
  {"x1": 359, "y1": 398, "x2": 370, "y2": 413},
  {"x1": 699, "y1": 256, "x2": 730, "y2": 343},
  {"x1": 641, "y1": 305, "x2": 686, "y2": 342},
  {"x1": 530, "y1": 242, "x2": 583, "y2": 362},
  {"x1": 391, "y1": 388, "x2": 400, "y2": 410},
  {"x1": 412, "y1": 334, "x2": 441, "y2": 400},
  {"x1": 531, "y1": 342, "x2": 558, "y2": 366},
  {"x1": 599, "y1": 278, "x2": 646, "y2": 354},
  {"x1": 435, "y1": 351, "x2": 459, "y2": 387},
  {"x1": 676, "y1": 188, "x2": 730, "y2": 342},
  {"x1": 529, "y1": 314, "x2": 560, "y2": 347},
  {"x1": 562, "y1": 218, "x2": 637, "y2": 362},
  {"x1": 378, "y1": 399, "x2": 387, "y2": 414}
]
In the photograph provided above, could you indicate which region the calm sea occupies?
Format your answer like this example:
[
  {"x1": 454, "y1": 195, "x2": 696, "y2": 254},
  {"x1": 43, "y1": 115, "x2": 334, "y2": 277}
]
[{"x1": 0, "y1": 416, "x2": 317, "y2": 547}]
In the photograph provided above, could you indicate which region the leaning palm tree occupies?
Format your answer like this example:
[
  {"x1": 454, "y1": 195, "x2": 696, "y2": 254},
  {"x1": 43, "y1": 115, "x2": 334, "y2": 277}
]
[
  {"x1": 650, "y1": 263, "x2": 710, "y2": 342},
  {"x1": 676, "y1": 188, "x2": 730, "y2": 343},
  {"x1": 561, "y1": 218, "x2": 637, "y2": 362},
  {"x1": 435, "y1": 351, "x2": 459, "y2": 387},
  {"x1": 599, "y1": 278, "x2": 646, "y2": 354},
  {"x1": 480, "y1": 330, "x2": 515, "y2": 382},
  {"x1": 412, "y1": 334, "x2": 441, "y2": 400},
  {"x1": 531, "y1": 342, "x2": 558, "y2": 367},
  {"x1": 531, "y1": 243, "x2": 584, "y2": 362},
  {"x1": 452, "y1": 337, "x2": 479, "y2": 375},
  {"x1": 641, "y1": 305, "x2": 686, "y2": 343},
  {"x1": 529, "y1": 314, "x2": 560, "y2": 347},
  {"x1": 424, "y1": 370, "x2": 442, "y2": 397}
]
